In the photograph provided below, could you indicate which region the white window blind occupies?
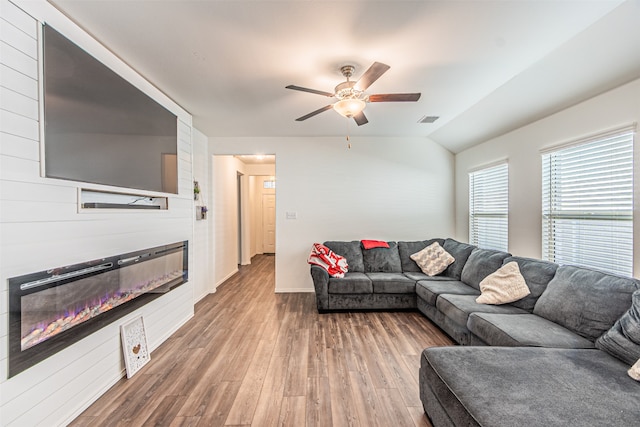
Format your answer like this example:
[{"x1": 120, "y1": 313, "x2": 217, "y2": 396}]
[
  {"x1": 542, "y1": 129, "x2": 634, "y2": 276},
  {"x1": 469, "y1": 163, "x2": 508, "y2": 252}
]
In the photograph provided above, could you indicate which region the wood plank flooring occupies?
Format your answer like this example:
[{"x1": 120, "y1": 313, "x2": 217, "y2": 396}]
[{"x1": 70, "y1": 255, "x2": 453, "y2": 426}]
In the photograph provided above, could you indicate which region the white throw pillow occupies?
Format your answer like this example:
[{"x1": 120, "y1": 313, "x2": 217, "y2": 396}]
[
  {"x1": 476, "y1": 261, "x2": 530, "y2": 305},
  {"x1": 629, "y1": 358, "x2": 640, "y2": 381},
  {"x1": 410, "y1": 242, "x2": 455, "y2": 276}
]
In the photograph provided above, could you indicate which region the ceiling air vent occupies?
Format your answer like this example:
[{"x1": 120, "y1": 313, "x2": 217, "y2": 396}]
[{"x1": 418, "y1": 115, "x2": 439, "y2": 124}]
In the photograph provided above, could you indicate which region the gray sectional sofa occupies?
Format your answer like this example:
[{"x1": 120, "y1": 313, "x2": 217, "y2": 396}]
[
  {"x1": 310, "y1": 238, "x2": 640, "y2": 426},
  {"x1": 311, "y1": 238, "x2": 468, "y2": 312}
]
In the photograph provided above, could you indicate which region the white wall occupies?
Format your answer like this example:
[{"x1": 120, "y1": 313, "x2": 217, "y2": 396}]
[
  {"x1": 1, "y1": 1, "x2": 196, "y2": 425},
  {"x1": 210, "y1": 136, "x2": 455, "y2": 292},
  {"x1": 192, "y1": 128, "x2": 213, "y2": 301},
  {"x1": 455, "y1": 77, "x2": 640, "y2": 274},
  {"x1": 245, "y1": 163, "x2": 276, "y2": 176},
  {"x1": 212, "y1": 155, "x2": 246, "y2": 287}
]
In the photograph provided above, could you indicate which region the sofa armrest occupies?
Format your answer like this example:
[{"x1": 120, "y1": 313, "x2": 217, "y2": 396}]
[{"x1": 310, "y1": 266, "x2": 330, "y2": 312}]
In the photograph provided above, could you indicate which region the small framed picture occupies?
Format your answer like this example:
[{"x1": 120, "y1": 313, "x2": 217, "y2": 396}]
[{"x1": 120, "y1": 316, "x2": 150, "y2": 378}]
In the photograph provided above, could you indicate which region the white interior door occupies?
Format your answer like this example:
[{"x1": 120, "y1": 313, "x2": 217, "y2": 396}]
[{"x1": 262, "y1": 194, "x2": 276, "y2": 253}]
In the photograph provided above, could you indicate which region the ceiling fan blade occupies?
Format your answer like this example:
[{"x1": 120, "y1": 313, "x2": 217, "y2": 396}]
[
  {"x1": 353, "y1": 111, "x2": 368, "y2": 126},
  {"x1": 295, "y1": 105, "x2": 333, "y2": 121},
  {"x1": 354, "y1": 62, "x2": 390, "y2": 91},
  {"x1": 368, "y1": 93, "x2": 421, "y2": 102},
  {"x1": 286, "y1": 85, "x2": 334, "y2": 97}
]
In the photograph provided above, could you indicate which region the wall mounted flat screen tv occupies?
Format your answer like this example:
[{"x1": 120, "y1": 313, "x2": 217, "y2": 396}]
[{"x1": 43, "y1": 24, "x2": 178, "y2": 194}]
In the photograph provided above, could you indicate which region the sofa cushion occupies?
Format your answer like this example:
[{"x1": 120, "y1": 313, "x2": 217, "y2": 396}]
[
  {"x1": 366, "y1": 272, "x2": 415, "y2": 294},
  {"x1": 442, "y1": 239, "x2": 475, "y2": 280},
  {"x1": 410, "y1": 242, "x2": 454, "y2": 276},
  {"x1": 404, "y1": 272, "x2": 457, "y2": 282},
  {"x1": 362, "y1": 241, "x2": 402, "y2": 273},
  {"x1": 533, "y1": 265, "x2": 640, "y2": 341},
  {"x1": 420, "y1": 347, "x2": 640, "y2": 427},
  {"x1": 468, "y1": 313, "x2": 595, "y2": 348},
  {"x1": 461, "y1": 248, "x2": 511, "y2": 290},
  {"x1": 436, "y1": 294, "x2": 527, "y2": 328},
  {"x1": 324, "y1": 241, "x2": 364, "y2": 273},
  {"x1": 502, "y1": 256, "x2": 558, "y2": 311},
  {"x1": 327, "y1": 272, "x2": 372, "y2": 294},
  {"x1": 596, "y1": 289, "x2": 640, "y2": 365},
  {"x1": 416, "y1": 280, "x2": 479, "y2": 306},
  {"x1": 476, "y1": 261, "x2": 530, "y2": 305},
  {"x1": 398, "y1": 239, "x2": 444, "y2": 272}
]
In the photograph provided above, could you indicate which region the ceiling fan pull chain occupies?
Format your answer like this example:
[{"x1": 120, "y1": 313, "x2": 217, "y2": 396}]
[{"x1": 346, "y1": 119, "x2": 352, "y2": 149}]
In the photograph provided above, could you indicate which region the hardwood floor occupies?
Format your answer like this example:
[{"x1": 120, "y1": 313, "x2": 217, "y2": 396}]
[{"x1": 70, "y1": 255, "x2": 453, "y2": 426}]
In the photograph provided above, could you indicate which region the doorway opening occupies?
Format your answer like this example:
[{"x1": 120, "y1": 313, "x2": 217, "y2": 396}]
[
  {"x1": 212, "y1": 154, "x2": 276, "y2": 290},
  {"x1": 237, "y1": 172, "x2": 243, "y2": 266}
]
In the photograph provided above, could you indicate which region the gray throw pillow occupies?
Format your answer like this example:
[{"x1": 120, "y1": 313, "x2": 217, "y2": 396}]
[
  {"x1": 596, "y1": 289, "x2": 640, "y2": 365},
  {"x1": 410, "y1": 242, "x2": 454, "y2": 276}
]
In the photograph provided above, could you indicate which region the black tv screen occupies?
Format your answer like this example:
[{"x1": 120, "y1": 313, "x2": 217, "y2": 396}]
[{"x1": 43, "y1": 24, "x2": 178, "y2": 194}]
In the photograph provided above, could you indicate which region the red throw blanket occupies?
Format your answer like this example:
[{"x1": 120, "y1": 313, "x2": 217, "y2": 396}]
[{"x1": 307, "y1": 243, "x2": 349, "y2": 278}]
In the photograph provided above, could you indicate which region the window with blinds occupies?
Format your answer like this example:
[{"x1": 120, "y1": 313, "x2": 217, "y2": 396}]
[
  {"x1": 541, "y1": 129, "x2": 634, "y2": 276},
  {"x1": 469, "y1": 163, "x2": 509, "y2": 252}
]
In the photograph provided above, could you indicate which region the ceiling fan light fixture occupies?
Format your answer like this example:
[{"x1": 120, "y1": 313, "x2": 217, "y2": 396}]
[
  {"x1": 287, "y1": 61, "x2": 420, "y2": 124},
  {"x1": 333, "y1": 98, "x2": 366, "y2": 118}
]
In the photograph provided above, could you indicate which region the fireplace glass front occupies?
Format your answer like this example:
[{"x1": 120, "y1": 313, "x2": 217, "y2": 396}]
[{"x1": 8, "y1": 241, "x2": 188, "y2": 377}]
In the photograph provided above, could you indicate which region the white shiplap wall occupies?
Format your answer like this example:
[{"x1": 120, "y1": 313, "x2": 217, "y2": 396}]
[{"x1": 0, "y1": 1, "x2": 196, "y2": 425}]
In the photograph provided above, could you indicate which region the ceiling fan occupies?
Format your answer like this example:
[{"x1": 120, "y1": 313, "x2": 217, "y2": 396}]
[{"x1": 286, "y1": 62, "x2": 421, "y2": 126}]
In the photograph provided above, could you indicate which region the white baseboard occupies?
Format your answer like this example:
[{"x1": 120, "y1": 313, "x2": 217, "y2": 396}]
[
  {"x1": 274, "y1": 287, "x2": 315, "y2": 293},
  {"x1": 215, "y1": 268, "x2": 238, "y2": 288}
]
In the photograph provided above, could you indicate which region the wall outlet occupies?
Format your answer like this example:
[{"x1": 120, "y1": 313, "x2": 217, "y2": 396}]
[{"x1": 286, "y1": 211, "x2": 297, "y2": 220}]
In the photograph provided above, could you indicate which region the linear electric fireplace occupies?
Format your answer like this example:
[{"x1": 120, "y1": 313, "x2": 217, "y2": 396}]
[{"x1": 8, "y1": 241, "x2": 188, "y2": 377}]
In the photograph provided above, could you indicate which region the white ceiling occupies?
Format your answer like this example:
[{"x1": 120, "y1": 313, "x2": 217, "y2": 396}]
[{"x1": 49, "y1": 0, "x2": 640, "y2": 153}]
